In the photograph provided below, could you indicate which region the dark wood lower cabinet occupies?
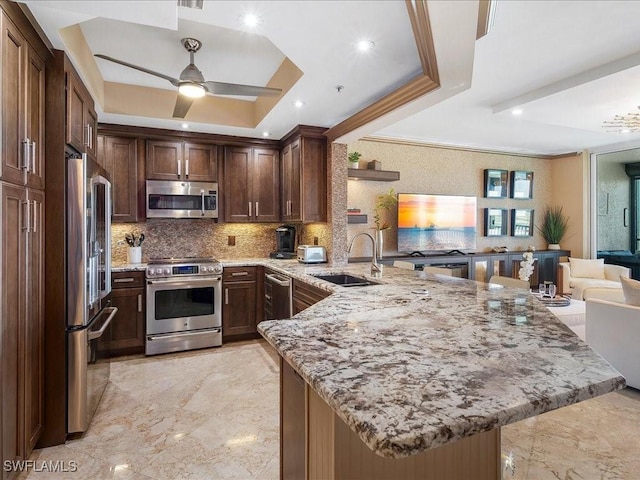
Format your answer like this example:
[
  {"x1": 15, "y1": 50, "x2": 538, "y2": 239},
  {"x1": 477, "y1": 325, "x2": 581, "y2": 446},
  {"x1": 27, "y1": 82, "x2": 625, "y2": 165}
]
[
  {"x1": 222, "y1": 266, "x2": 263, "y2": 340},
  {"x1": 292, "y1": 279, "x2": 330, "y2": 314},
  {"x1": 103, "y1": 272, "x2": 145, "y2": 356}
]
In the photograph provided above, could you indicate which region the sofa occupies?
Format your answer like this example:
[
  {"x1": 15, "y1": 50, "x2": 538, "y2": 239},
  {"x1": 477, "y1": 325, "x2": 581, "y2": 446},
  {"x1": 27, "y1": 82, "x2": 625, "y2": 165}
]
[
  {"x1": 558, "y1": 260, "x2": 630, "y2": 300},
  {"x1": 586, "y1": 298, "x2": 640, "y2": 389}
]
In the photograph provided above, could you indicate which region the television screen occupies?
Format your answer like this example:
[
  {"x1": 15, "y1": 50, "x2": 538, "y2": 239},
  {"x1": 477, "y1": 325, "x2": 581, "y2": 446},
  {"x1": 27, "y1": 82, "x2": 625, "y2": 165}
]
[{"x1": 397, "y1": 193, "x2": 477, "y2": 253}]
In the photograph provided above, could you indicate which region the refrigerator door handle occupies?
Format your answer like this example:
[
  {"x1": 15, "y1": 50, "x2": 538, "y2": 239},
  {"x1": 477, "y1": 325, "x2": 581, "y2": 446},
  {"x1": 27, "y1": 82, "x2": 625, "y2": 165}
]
[{"x1": 88, "y1": 307, "x2": 118, "y2": 340}]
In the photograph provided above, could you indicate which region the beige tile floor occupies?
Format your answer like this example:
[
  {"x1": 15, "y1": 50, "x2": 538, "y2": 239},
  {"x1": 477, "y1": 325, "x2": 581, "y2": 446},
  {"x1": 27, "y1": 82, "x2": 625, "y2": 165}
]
[{"x1": 20, "y1": 339, "x2": 640, "y2": 479}]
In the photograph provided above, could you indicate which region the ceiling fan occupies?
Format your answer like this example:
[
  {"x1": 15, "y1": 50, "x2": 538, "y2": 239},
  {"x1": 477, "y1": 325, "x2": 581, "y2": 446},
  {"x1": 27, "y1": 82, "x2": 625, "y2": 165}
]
[{"x1": 95, "y1": 37, "x2": 282, "y2": 118}]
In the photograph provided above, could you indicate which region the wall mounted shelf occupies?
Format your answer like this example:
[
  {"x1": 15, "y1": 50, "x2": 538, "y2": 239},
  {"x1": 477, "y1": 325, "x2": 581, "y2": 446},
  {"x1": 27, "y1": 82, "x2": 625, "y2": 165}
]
[{"x1": 348, "y1": 169, "x2": 400, "y2": 182}]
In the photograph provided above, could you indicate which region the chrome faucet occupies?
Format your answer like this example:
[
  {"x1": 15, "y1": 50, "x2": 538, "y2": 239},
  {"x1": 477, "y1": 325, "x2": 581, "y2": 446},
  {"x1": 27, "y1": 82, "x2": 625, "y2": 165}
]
[{"x1": 348, "y1": 232, "x2": 382, "y2": 274}]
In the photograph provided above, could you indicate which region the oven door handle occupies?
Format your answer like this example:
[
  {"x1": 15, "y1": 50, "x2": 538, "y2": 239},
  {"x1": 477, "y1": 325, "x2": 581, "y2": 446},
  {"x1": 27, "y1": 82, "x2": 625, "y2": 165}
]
[
  {"x1": 147, "y1": 277, "x2": 221, "y2": 287},
  {"x1": 87, "y1": 307, "x2": 118, "y2": 341}
]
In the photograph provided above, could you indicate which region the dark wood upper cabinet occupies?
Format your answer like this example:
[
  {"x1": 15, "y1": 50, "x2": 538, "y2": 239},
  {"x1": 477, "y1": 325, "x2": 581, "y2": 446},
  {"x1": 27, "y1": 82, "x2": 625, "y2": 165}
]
[
  {"x1": 65, "y1": 68, "x2": 97, "y2": 159},
  {"x1": 223, "y1": 146, "x2": 279, "y2": 222},
  {"x1": 147, "y1": 140, "x2": 217, "y2": 182},
  {"x1": 1, "y1": 13, "x2": 45, "y2": 190},
  {"x1": 98, "y1": 135, "x2": 140, "y2": 223},
  {"x1": 281, "y1": 127, "x2": 327, "y2": 223}
]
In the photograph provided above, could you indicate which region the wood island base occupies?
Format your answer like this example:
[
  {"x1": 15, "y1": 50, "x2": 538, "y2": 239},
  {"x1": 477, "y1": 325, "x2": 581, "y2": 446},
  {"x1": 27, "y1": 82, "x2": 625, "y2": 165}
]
[{"x1": 280, "y1": 357, "x2": 501, "y2": 480}]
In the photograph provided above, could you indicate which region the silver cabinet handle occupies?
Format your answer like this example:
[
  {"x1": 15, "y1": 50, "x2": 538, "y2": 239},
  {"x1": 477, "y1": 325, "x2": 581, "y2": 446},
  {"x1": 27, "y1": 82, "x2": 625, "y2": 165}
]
[
  {"x1": 138, "y1": 293, "x2": 143, "y2": 312},
  {"x1": 265, "y1": 294, "x2": 272, "y2": 301},
  {"x1": 201, "y1": 190, "x2": 205, "y2": 216},
  {"x1": 114, "y1": 277, "x2": 135, "y2": 283},
  {"x1": 22, "y1": 139, "x2": 30, "y2": 171},
  {"x1": 177, "y1": 159, "x2": 181, "y2": 177},
  {"x1": 248, "y1": 202, "x2": 252, "y2": 217},
  {"x1": 32, "y1": 200, "x2": 37, "y2": 233},
  {"x1": 256, "y1": 202, "x2": 259, "y2": 217},
  {"x1": 185, "y1": 158, "x2": 189, "y2": 177},
  {"x1": 22, "y1": 201, "x2": 31, "y2": 232},
  {"x1": 231, "y1": 271, "x2": 249, "y2": 277},
  {"x1": 31, "y1": 141, "x2": 36, "y2": 174},
  {"x1": 225, "y1": 288, "x2": 229, "y2": 305},
  {"x1": 85, "y1": 124, "x2": 91, "y2": 147}
]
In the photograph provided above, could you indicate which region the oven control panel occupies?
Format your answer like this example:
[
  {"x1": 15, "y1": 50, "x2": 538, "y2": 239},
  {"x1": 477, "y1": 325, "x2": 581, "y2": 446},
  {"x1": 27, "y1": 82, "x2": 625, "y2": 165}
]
[{"x1": 146, "y1": 262, "x2": 223, "y2": 278}]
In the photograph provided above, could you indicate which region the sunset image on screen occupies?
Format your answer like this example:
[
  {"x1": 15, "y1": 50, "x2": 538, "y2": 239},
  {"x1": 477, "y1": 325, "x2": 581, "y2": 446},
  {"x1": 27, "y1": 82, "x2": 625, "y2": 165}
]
[{"x1": 397, "y1": 193, "x2": 477, "y2": 252}]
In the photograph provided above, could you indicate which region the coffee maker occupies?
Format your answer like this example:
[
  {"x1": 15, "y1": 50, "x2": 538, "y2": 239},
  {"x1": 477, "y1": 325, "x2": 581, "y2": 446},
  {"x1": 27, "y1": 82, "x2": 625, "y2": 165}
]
[{"x1": 270, "y1": 225, "x2": 297, "y2": 259}]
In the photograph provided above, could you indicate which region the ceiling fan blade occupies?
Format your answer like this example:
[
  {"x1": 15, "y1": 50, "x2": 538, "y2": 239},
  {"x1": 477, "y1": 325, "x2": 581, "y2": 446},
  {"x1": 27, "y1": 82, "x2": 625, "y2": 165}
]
[
  {"x1": 95, "y1": 54, "x2": 180, "y2": 87},
  {"x1": 172, "y1": 95, "x2": 194, "y2": 118},
  {"x1": 203, "y1": 81, "x2": 282, "y2": 97}
]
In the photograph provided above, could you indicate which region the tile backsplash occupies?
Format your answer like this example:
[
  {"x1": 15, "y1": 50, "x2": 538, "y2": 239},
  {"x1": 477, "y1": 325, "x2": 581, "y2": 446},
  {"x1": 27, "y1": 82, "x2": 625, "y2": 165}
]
[{"x1": 112, "y1": 220, "x2": 331, "y2": 263}]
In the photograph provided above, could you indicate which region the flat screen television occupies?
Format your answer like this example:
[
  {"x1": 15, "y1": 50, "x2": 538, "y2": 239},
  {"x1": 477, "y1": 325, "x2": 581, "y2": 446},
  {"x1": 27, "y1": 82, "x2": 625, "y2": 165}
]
[{"x1": 397, "y1": 193, "x2": 477, "y2": 253}]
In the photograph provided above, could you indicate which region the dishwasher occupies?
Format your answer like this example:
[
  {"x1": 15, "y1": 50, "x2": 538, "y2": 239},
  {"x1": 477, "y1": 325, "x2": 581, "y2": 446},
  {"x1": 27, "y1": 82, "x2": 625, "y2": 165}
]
[{"x1": 265, "y1": 270, "x2": 292, "y2": 320}]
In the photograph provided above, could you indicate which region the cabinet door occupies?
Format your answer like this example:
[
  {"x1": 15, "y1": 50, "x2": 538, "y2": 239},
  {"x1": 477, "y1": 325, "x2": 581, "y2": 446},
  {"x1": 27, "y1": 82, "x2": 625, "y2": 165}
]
[
  {"x1": 1, "y1": 15, "x2": 26, "y2": 186},
  {"x1": 24, "y1": 46, "x2": 45, "y2": 190},
  {"x1": 223, "y1": 146, "x2": 252, "y2": 222},
  {"x1": 253, "y1": 148, "x2": 280, "y2": 222},
  {"x1": 300, "y1": 137, "x2": 326, "y2": 222},
  {"x1": 101, "y1": 136, "x2": 139, "y2": 223},
  {"x1": 105, "y1": 287, "x2": 145, "y2": 355},
  {"x1": 66, "y1": 71, "x2": 87, "y2": 153},
  {"x1": 288, "y1": 140, "x2": 302, "y2": 221},
  {"x1": 146, "y1": 140, "x2": 183, "y2": 180},
  {"x1": 1, "y1": 182, "x2": 26, "y2": 466},
  {"x1": 184, "y1": 142, "x2": 217, "y2": 182},
  {"x1": 222, "y1": 281, "x2": 257, "y2": 336},
  {"x1": 24, "y1": 189, "x2": 44, "y2": 453}
]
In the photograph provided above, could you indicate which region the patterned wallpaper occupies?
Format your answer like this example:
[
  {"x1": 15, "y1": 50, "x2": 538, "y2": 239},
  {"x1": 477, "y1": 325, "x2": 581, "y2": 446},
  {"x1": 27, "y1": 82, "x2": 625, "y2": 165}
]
[{"x1": 346, "y1": 139, "x2": 554, "y2": 258}]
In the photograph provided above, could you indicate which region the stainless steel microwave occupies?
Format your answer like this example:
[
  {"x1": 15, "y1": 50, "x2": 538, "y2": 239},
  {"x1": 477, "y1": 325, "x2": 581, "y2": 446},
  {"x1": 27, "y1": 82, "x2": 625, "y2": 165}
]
[{"x1": 146, "y1": 180, "x2": 218, "y2": 219}]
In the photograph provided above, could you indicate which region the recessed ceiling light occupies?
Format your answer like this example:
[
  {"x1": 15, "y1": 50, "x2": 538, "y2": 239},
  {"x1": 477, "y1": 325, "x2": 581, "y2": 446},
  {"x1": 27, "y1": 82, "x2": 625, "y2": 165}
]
[
  {"x1": 294, "y1": 100, "x2": 305, "y2": 108},
  {"x1": 357, "y1": 39, "x2": 375, "y2": 52},
  {"x1": 262, "y1": 131, "x2": 270, "y2": 137},
  {"x1": 511, "y1": 108, "x2": 523, "y2": 115},
  {"x1": 181, "y1": 123, "x2": 189, "y2": 129},
  {"x1": 241, "y1": 13, "x2": 260, "y2": 27}
]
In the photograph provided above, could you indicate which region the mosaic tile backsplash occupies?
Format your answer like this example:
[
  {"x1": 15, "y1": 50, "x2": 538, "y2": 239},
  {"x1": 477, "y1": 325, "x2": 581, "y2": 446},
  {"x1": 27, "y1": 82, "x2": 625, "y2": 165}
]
[{"x1": 112, "y1": 220, "x2": 331, "y2": 263}]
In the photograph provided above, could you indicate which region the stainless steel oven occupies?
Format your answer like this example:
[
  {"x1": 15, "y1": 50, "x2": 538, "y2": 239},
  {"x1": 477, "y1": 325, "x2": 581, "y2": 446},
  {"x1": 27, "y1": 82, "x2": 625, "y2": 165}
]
[
  {"x1": 146, "y1": 258, "x2": 223, "y2": 355},
  {"x1": 146, "y1": 180, "x2": 218, "y2": 218}
]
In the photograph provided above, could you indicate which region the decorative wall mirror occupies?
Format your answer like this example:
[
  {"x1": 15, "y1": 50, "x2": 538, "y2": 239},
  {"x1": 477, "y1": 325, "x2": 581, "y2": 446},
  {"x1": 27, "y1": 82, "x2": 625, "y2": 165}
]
[
  {"x1": 511, "y1": 209, "x2": 534, "y2": 237},
  {"x1": 510, "y1": 171, "x2": 534, "y2": 199},
  {"x1": 484, "y1": 208, "x2": 508, "y2": 236},
  {"x1": 484, "y1": 169, "x2": 508, "y2": 198}
]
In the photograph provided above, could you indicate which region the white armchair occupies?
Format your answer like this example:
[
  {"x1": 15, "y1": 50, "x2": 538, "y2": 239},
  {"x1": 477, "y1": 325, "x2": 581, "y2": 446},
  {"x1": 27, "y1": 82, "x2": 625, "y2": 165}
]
[
  {"x1": 558, "y1": 262, "x2": 630, "y2": 299},
  {"x1": 586, "y1": 298, "x2": 640, "y2": 389}
]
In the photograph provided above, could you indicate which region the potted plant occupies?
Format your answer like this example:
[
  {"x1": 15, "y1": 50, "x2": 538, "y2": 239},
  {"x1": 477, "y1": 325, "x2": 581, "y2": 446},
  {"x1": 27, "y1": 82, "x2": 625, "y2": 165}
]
[
  {"x1": 373, "y1": 189, "x2": 397, "y2": 260},
  {"x1": 348, "y1": 151, "x2": 362, "y2": 169},
  {"x1": 537, "y1": 206, "x2": 569, "y2": 250}
]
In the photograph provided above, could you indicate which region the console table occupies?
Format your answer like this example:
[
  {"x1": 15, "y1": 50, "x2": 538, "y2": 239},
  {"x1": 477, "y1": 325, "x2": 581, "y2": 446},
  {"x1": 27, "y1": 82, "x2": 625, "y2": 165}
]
[{"x1": 365, "y1": 250, "x2": 570, "y2": 286}]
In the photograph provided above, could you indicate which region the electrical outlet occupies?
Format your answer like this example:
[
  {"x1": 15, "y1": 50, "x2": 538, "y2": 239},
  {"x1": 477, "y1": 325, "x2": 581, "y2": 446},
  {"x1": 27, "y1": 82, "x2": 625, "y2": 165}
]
[
  {"x1": 228, "y1": 235, "x2": 236, "y2": 246},
  {"x1": 313, "y1": 236, "x2": 319, "y2": 245}
]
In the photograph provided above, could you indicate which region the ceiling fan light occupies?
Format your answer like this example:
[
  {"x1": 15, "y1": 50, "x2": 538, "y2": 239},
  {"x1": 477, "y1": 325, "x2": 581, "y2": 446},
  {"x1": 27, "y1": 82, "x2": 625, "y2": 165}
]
[{"x1": 179, "y1": 83, "x2": 206, "y2": 98}]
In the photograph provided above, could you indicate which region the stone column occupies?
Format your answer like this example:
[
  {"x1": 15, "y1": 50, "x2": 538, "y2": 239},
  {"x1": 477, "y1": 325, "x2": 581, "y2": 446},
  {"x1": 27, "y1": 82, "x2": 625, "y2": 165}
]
[{"x1": 329, "y1": 142, "x2": 348, "y2": 265}]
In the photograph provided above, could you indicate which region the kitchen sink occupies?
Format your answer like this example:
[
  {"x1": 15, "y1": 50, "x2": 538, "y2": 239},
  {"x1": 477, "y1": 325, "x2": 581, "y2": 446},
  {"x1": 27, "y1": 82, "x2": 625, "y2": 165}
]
[{"x1": 312, "y1": 274, "x2": 379, "y2": 287}]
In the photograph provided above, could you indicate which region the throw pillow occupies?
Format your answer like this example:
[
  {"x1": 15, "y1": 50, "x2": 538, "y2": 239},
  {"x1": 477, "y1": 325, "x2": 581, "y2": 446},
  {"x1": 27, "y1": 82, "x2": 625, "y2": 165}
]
[
  {"x1": 569, "y1": 257, "x2": 605, "y2": 279},
  {"x1": 620, "y1": 276, "x2": 640, "y2": 306}
]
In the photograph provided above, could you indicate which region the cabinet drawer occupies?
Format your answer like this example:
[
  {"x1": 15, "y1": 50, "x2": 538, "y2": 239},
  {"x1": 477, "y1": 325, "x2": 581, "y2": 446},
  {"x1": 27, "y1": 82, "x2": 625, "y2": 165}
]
[
  {"x1": 292, "y1": 279, "x2": 329, "y2": 307},
  {"x1": 112, "y1": 271, "x2": 145, "y2": 288},
  {"x1": 223, "y1": 266, "x2": 257, "y2": 282}
]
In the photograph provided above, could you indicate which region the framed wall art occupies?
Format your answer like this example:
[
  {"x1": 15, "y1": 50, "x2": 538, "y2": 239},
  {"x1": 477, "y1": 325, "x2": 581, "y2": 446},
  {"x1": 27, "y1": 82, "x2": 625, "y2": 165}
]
[
  {"x1": 511, "y1": 209, "x2": 534, "y2": 237},
  {"x1": 510, "y1": 171, "x2": 534, "y2": 199},
  {"x1": 484, "y1": 208, "x2": 508, "y2": 236},
  {"x1": 484, "y1": 169, "x2": 508, "y2": 198}
]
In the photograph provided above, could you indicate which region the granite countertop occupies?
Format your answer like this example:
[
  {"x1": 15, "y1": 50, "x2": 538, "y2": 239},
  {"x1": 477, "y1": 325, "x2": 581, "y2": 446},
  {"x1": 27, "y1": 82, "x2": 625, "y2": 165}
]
[{"x1": 255, "y1": 261, "x2": 626, "y2": 459}]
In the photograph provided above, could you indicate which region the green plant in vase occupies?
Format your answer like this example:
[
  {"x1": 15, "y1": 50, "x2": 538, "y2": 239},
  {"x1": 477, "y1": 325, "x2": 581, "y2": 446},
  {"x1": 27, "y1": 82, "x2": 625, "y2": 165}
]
[
  {"x1": 537, "y1": 206, "x2": 569, "y2": 250},
  {"x1": 348, "y1": 151, "x2": 362, "y2": 169},
  {"x1": 373, "y1": 188, "x2": 397, "y2": 259}
]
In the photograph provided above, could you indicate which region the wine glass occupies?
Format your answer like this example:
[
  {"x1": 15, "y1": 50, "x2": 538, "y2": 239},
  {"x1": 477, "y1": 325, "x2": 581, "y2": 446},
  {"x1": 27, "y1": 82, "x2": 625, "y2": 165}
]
[
  {"x1": 549, "y1": 284, "x2": 557, "y2": 299},
  {"x1": 539, "y1": 283, "x2": 546, "y2": 296}
]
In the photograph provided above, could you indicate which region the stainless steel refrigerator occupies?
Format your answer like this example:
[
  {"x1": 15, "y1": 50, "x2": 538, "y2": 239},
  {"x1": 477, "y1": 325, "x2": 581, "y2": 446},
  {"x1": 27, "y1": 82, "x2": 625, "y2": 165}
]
[{"x1": 66, "y1": 150, "x2": 117, "y2": 434}]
